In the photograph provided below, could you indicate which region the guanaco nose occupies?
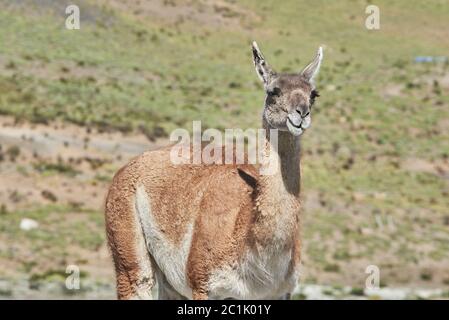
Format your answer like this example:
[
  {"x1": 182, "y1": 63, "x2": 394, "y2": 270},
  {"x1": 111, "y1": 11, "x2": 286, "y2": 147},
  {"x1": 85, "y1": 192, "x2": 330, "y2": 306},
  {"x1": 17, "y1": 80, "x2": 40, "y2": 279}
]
[
  {"x1": 296, "y1": 105, "x2": 310, "y2": 118},
  {"x1": 291, "y1": 91, "x2": 310, "y2": 118}
]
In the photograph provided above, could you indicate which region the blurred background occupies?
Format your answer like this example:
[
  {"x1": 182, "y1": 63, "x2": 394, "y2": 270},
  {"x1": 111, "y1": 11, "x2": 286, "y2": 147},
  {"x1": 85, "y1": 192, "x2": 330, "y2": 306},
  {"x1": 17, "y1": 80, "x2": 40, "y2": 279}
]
[{"x1": 0, "y1": 0, "x2": 448, "y2": 299}]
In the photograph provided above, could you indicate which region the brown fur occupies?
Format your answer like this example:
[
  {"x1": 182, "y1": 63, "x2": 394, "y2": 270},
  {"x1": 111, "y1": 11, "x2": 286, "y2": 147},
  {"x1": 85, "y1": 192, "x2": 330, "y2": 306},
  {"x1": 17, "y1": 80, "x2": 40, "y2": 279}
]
[
  {"x1": 105, "y1": 130, "x2": 301, "y2": 299},
  {"x1": 104, "y1": 42, "x2": 323, "y2": 299},
  {"x1": 105, "y1": 164, "x2": 147, "y2": 299}
]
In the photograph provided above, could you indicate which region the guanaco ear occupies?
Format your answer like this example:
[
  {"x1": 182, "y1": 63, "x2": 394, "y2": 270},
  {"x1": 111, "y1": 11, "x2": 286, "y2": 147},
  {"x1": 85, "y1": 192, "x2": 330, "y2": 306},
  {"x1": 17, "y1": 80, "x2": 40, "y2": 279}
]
[
  {"x1": 251, "y1": 41, "x2": 275, "y2": 85},
  {"x1": 301, "y1": 46, "x2": 323, "y2": 84}
]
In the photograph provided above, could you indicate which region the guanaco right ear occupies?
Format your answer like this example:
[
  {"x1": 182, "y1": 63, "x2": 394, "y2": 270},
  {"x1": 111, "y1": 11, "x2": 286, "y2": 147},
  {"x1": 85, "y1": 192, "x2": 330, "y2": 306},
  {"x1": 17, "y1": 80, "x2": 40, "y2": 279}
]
[
  {"x1": 301, "y1": 47, "x2": 323, "y2": 85},
  {"x1": 252, "y1": 41, "x2": 275, "y2": 85}
]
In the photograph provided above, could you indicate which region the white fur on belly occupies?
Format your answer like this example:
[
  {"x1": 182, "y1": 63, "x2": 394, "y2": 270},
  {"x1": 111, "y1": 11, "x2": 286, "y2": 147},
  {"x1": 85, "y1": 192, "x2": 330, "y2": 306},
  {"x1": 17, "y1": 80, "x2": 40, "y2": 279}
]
[
  {"x1": 135, "y1": 185, "x2": 194, "y2": 299},
  {"x1": 208, "y1": 247, "x2": 299, "y2": 299}
]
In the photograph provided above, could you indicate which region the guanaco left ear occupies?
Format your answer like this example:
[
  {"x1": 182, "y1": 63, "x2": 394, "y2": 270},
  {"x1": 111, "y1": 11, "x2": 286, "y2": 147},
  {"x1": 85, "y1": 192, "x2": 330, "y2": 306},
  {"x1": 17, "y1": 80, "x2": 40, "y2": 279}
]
[
  {"x1": 301, "y1": 46, "x2": 323, "y2": 84},
  {"x1": 252, "y1": 41, "x2": 275, "y2": 85}
]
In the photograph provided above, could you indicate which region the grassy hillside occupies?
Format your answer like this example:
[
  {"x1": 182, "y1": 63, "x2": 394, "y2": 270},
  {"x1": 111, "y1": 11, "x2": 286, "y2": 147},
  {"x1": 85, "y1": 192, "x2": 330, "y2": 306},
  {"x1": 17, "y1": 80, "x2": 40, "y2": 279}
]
[{"x1": 0, "y1": 0, "x2": 448, "y2": 298}]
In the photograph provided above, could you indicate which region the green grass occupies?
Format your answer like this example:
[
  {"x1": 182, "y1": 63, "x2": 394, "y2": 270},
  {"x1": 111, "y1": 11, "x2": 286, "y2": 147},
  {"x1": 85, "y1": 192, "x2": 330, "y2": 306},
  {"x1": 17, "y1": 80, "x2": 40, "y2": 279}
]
[
  {"x1": 1, "y1": 1, "x2": 447, "y2": 134},
  {"x1": 33, "y1": 160, "x2": 80, "y2": 177},
  {"x1": 0, "y1": 204, "x2": 104, "y2": 277},
  {"x1": 0, "y1": 0, "x2": 448, "y2": 288}
]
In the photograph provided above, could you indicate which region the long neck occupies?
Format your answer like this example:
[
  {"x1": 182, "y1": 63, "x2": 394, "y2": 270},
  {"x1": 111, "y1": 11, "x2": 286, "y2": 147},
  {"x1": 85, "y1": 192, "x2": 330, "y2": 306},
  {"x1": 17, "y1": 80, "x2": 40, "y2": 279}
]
[
  {"x1": 252, "y1": 119, "x2": 302, "y2": 245},
  {"x1": 261, "y1": 119, "x2": 301, "y2": 195}
]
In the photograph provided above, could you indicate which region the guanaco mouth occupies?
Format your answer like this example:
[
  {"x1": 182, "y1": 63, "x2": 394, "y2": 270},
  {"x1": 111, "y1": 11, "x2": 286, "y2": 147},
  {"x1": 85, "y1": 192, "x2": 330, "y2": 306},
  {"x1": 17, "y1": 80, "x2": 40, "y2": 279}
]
[{"x1": 287, "y1": 116, "x2": 303, "y2": 129}]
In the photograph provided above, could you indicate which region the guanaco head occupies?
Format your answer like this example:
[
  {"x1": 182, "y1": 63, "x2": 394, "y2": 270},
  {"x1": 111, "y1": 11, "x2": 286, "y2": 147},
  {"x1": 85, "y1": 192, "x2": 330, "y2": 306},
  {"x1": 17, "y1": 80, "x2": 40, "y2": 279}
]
[{"x1": 252, "y1": 41, "x2": 323, "y2": 136}]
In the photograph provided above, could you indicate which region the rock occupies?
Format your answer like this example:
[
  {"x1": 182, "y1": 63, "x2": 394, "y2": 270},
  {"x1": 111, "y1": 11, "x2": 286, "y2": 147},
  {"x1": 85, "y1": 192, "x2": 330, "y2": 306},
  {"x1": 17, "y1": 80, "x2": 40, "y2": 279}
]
[{"x1": 20, "y1": 218, "x2": 39, "y2": 231}]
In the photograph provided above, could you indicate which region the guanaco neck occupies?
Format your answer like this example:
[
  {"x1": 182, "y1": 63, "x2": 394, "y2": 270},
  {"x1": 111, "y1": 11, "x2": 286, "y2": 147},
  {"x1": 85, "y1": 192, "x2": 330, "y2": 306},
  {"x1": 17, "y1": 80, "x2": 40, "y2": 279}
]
[{"x1": 251, "y1": 118, "x2": 301, "y2": 245}]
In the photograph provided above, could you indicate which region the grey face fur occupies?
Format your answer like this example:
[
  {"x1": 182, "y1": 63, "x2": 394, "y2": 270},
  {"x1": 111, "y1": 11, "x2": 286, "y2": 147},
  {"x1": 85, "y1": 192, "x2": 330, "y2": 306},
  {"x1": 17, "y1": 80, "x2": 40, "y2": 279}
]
[{"x1": 252, "y1": 41, "x2": 323, "y2": 136}]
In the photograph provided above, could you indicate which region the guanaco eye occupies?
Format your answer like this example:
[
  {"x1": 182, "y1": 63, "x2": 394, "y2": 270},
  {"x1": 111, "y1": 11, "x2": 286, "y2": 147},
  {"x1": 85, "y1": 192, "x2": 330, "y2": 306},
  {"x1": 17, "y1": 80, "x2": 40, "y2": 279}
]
[
  {"x1": 310, "y1": 89, "x2": 320, "y2": 106},
  {"x1": 267, "y1": 87, "x2": 281, "y2": 97}
]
